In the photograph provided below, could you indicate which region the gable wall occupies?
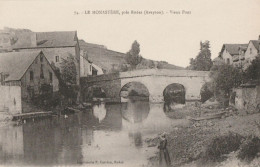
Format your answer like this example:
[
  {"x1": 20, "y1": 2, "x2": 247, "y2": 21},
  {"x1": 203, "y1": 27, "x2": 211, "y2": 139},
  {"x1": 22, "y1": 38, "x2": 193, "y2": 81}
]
[{"x1": 20, "y1": 53, "x2": 59, "y2": 100}]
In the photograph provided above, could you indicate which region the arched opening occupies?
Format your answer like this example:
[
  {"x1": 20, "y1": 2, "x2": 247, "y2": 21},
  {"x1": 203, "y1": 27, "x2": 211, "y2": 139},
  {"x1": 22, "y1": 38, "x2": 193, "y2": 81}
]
[
  {"x1": 163, "y1": 83, "x2": 185, "y2": 104},
  {"x1": 83, "y1": 86, "x2": 106, "y2": 102},
  {"x1": 120, "y1": 82, "x2": 149, "y2": 101}
]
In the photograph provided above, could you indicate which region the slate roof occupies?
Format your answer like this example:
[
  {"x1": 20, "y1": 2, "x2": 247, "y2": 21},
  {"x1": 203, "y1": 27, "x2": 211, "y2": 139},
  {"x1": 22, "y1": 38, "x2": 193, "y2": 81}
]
[
  {"x1": 11, "y1": 31, "x2": 77, "y2": 49},
  {"x1": 221, "y1": 44, "x2": 248, "y2": 56},
  {"x1": 0, "y1": 51, "x2": 41, "y2": 81},
  {"x1": 250, "y1": 40, "x2": 260, "y2": 52},
  {"x1": 36, "y1": 31, "x2": 77, "y2": 48}
]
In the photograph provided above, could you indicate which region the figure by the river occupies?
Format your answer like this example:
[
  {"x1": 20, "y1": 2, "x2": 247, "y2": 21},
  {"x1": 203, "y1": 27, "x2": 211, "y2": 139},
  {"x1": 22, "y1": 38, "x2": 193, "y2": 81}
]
[{"x1": 158, "y1": 132, "x2": 171, "y2": 167}]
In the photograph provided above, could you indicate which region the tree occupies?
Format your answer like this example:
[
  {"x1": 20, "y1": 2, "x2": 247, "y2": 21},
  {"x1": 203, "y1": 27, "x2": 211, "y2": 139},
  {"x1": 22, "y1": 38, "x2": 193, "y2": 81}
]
[
  {"x1": 210, "y1": 64, "x2": 243, "y2": 106},
  {"x1": 59, "y1": 54, "x2": 79, "y2": 104},
  {"x1": 244, "y1": 55, "x2": 260, "y2": 82},
  {"x1": 125, "y1": 40, "x2": 142, "y2": 69},
  {"x1": 60, "y1": 54, "x2": 77, "y2": 85},
  {"x1": 188, "y1": 41, "x2": 213, "y2": 71}
]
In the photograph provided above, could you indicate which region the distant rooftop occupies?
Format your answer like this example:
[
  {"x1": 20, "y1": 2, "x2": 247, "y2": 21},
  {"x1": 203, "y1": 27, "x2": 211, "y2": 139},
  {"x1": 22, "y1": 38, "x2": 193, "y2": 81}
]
[
  {"x1": 0, "y1": 30, "x2": 78, "y2": 49},
  {"x1": 221, "y1": 44, "x2": 248, "y2": 56}
]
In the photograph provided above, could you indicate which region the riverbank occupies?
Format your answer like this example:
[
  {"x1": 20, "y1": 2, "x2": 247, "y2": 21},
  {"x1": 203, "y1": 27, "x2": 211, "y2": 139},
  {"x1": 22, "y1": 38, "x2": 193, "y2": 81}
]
[{"x1": 146, "y1": 104, "x2": 260, "y2": 167}]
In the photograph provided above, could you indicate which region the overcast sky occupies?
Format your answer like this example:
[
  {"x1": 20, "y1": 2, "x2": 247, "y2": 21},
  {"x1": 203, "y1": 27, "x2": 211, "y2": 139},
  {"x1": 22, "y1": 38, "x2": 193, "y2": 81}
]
[{"x1": 0, "y1": 0, "x2": 260, "y2": 67}]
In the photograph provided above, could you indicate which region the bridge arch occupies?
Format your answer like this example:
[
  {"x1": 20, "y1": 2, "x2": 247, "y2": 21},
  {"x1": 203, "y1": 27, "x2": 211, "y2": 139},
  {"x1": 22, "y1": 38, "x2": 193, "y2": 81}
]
[
  {"x1": 82, "y1": 85, "x2": 107, "y2": 102},
  {"x1": 120, "y1": 81, "x2": 149, "y2": 101},
  {"x1": 163, "y1": 83, "x2": 186, "y2": 104}
]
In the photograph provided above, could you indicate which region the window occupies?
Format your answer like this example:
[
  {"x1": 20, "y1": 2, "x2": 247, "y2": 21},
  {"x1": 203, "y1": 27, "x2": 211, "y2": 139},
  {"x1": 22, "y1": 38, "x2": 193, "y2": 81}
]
[
  {"x1": 56, "y1": 56, "x2": 59, "y2": 62},
  {"x1": 40, "y1": 55, "x2": 43, "y2": 62},
  {"x1": 30, "y1": 71, "x2": 34, "y2": 81},
  {"x1": 90, "y1": 65, "x2": 92, "y2": 72},
  {"x1": 49, "y1": 72, "x2": 53, "y2": 82},
  {"x1": 40, "y1": 64, "x2": 44, "y2": 79},
  {"x1": 227, "y1": 58, "x2": 230, "y2": 65},
  {"x1": 250, "y1": 48, "x2": 252, "y2": 54}
]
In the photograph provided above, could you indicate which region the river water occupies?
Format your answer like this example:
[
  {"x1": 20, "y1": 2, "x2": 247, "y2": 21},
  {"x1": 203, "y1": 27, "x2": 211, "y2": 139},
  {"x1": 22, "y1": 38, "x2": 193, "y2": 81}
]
[{"x1": 0, "y1": 101, "x2": 186, "y2": 167}]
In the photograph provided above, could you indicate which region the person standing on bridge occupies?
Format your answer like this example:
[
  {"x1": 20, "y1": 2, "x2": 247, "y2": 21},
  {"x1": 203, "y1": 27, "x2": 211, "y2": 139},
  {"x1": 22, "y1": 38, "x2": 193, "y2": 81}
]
[{"x1": 158, "y1": 132, "x2": 171, "y2": 167}]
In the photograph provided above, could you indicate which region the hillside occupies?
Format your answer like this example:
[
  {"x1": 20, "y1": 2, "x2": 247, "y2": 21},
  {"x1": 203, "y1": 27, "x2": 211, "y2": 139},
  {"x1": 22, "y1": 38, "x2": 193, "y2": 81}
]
[{"x1": 79, "y1": 40, "x2": 184, "y2": 73}]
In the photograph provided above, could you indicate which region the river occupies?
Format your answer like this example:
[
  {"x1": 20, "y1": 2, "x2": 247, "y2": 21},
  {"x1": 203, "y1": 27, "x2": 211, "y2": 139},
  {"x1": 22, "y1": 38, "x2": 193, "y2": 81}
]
[{"x1": 0, "y1": 101, "x2": 187, "y2": 167}]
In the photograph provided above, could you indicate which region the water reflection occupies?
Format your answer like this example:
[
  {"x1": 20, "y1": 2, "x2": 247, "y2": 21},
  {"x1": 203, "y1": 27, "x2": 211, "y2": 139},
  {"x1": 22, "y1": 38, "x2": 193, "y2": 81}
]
[
  {"x1": 93, "y1": 103, "x2": 106, "y2": 123},
  {"x1": 0, "y1": 101, "x2": 188, "y2": 166},
  {"x1": 121, "y1": 101, "x2": 150, "y2": 123}
]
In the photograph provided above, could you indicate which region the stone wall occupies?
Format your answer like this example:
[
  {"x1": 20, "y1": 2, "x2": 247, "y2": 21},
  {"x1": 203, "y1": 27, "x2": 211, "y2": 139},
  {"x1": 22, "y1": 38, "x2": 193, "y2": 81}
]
[
  {"x1": 81, "y1": 73, "x2": 121, "y2": 102},
  {"x1": 0, "y1": 86, "x2": 22, "y2": 114},
  {"x1": 234, "y1": 86, "x2": 260, "y2": 113}
]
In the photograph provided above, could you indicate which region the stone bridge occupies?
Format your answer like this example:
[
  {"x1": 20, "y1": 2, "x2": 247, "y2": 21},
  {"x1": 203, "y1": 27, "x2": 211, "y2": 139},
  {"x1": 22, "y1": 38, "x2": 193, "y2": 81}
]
[{"x1": 81, "y1": 69, "x2": 210, "y2": 103}]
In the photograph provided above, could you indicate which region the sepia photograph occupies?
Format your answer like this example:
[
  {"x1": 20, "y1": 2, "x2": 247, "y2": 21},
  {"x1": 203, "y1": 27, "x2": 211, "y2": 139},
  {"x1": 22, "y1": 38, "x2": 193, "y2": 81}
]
[{"x1": 0, "y1": 0, "x2": 260, "y2": 167}]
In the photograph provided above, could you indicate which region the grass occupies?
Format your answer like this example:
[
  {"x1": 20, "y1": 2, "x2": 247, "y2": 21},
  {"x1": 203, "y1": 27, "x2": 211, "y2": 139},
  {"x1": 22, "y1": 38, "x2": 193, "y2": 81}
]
[
  {"x1": 237, "y1": 135, "x2": 260, "y2": 163},
  {"x1": 201, "y1": 132, "x2": 244, "y2": 162}
]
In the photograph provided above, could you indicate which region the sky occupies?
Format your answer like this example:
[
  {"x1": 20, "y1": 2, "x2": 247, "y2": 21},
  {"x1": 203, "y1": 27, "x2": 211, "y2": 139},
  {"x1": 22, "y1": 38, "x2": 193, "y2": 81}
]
[{"x1": 0, "y1": 0, "x2": 260, "y2": 67}]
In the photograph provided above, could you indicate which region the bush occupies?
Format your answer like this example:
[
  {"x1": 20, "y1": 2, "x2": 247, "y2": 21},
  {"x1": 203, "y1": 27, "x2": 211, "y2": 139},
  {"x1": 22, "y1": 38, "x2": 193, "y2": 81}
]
[
  {"x1": 202, "y1": 132, "x2": 244, "y2": 162},
  {"x1": 200, "y1": 82, "x2": 214, "y2": 103},
  {"x1": 237, "y1": 135, "x2": 260, "y2": 163}
]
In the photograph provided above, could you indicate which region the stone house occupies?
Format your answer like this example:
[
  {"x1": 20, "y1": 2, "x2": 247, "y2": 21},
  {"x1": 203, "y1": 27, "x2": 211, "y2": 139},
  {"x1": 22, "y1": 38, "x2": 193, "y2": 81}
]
[
  {"x1": 0, "y1": 51, "x2": 59, "y2": 112},
  {"x1": 80, "y1": 51, "x2": 104, "y2": 77},
  {"x1": 0, "y1": 30, "x2": 80, "y2": 85},
  {"x1": 243, "y1": 38, "x2": 260, "y2": 69},
  {"x1": 219, "y1": 44, "x2": 248, "y2": 66},
  {"x1": 80, "y1": 54, "x2": 92, "y2": 77}
]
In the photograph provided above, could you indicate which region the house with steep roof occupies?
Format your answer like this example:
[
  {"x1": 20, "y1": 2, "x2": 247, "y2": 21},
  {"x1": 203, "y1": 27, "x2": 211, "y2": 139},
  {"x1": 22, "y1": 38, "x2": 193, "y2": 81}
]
[
  {"x1": 0, "y1": 51, "x2": 59, "y2": 112},
  {"x1": 0, "y1": 30, "x2": 80, "y2": 85},
  {"x1": 244, "y1": 38, "x2": 260, "y2": 69},
  {"x1": 219, "y1": 44, "x2": 248, "y2": 66},
  {"x1": 80, "y1": 50, "x2": 104, "y2": 77}
]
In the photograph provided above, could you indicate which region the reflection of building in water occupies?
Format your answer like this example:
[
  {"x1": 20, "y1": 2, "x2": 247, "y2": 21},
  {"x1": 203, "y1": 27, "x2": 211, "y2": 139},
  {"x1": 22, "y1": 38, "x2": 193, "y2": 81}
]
[
  {"x1": 93, "y1": 103, "x2": 106, "y2": 123},
  {"x1": 55, "y1": 115, "x2": 83, "y2": 165},
  {"x1": 0, "y1": 125, "x2": 24, "y2": 164},
  {"x1": 121, "y1": 101, "x2": 150, "y2": 123},
  {"x1": 22, "y1": 118, "x2": 61, "y2": 165}
]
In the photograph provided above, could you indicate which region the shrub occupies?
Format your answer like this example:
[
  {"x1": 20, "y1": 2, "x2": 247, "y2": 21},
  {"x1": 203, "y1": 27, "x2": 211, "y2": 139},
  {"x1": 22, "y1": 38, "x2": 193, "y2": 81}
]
[
  {"x1": 200, "y1": 82, "x2": 214, "y2": 103},
  {"x1": 202, "y1": 132, "x2": 244, "y2": 162},
  {"x1": 237, "y1": 135, "x2": 260, "y2": 163}
]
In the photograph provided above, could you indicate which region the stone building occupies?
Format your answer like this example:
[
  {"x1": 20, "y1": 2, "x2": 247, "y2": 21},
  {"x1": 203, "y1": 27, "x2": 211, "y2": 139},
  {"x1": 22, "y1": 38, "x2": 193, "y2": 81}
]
[
  {"x1": 0, "y1": 30, "x2": 80, "y2": 85},
  {"x1": 0, "y1": 51, "x2": 59, "y2": 112},
  {"x1": 219, "y1": 44, "x2": 248, "y2": 66},
  {"x1": 243, "y1": 39, "x2": 260, "y2": 69},
  {"x1": 80, "y1": 51, "x2": 104, "y2": 77}
]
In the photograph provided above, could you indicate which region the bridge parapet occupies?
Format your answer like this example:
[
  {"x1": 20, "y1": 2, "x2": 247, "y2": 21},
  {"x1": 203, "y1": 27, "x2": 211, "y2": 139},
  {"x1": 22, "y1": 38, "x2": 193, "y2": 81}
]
[{"x1": 120, "y1": 69, "x2": 209, "y2": 78}]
